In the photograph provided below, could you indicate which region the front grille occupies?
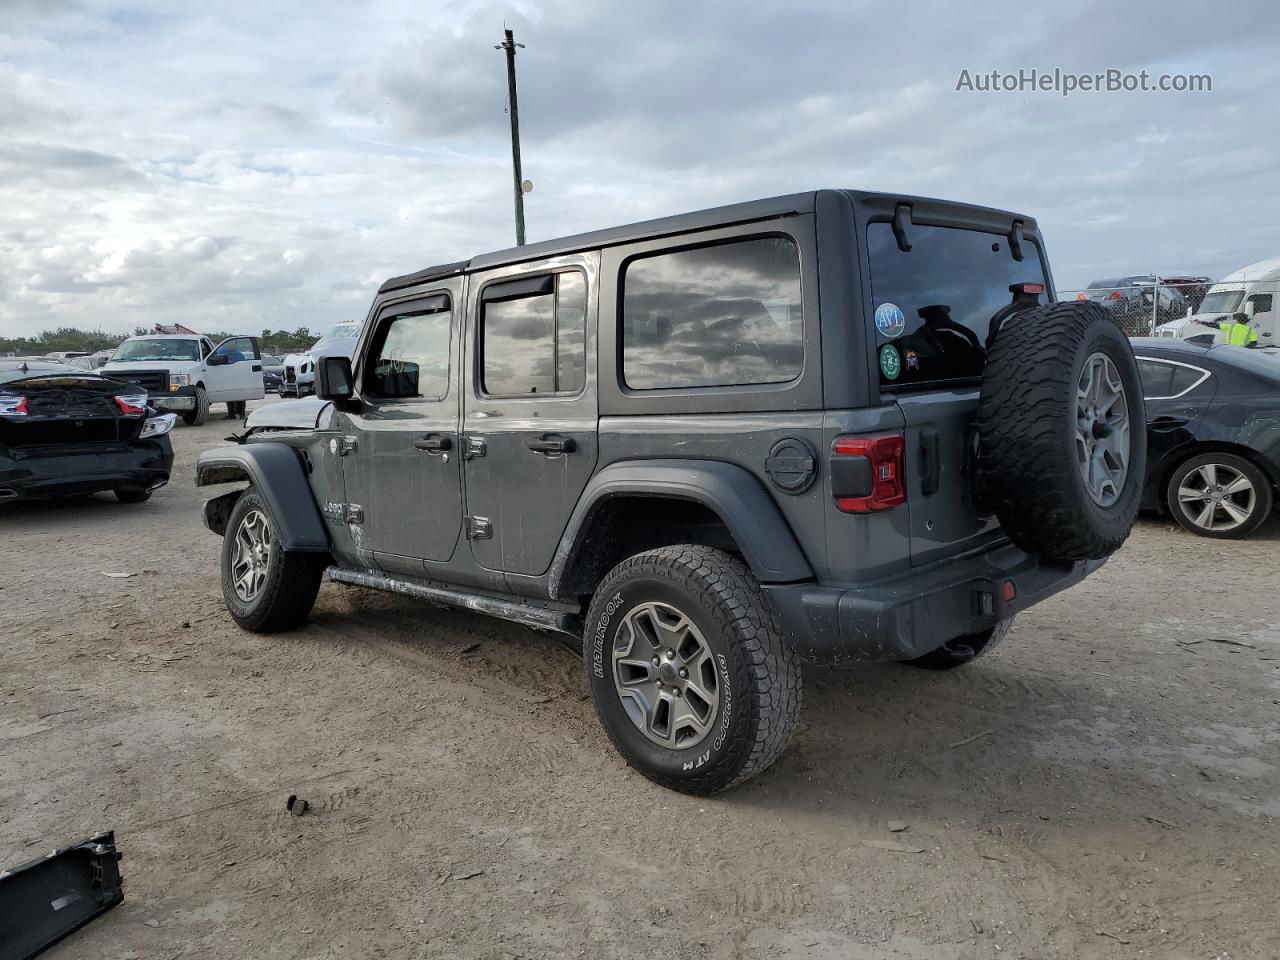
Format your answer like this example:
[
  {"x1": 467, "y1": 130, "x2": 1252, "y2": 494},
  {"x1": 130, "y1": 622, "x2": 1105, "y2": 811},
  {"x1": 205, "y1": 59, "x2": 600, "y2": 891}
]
[{"x1": 110, "y1": 369, "x2": 168, "y2": 394}]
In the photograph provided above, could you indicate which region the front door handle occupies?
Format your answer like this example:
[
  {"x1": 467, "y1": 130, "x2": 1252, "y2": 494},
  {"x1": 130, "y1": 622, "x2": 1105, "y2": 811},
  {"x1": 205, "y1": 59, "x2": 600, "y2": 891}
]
[
  {"x1": 1148, "y1": 415, "x2": 1189, "y2": 431},
  {"x1": 252, "y1": 364, "x2": 263, "y2": 372},
  {"x1": 414, "y1": 435, "x2": 453, "y2": 453},
  {"x1": 527, "y1": 435, "x2": 576, "y2": 455}
]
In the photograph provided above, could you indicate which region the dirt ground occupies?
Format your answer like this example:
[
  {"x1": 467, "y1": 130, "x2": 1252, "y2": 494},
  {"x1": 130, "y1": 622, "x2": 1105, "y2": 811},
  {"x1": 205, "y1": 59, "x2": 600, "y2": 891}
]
[{"x1": 2, "y1": 398, "x2": 1277, "y2": 960}]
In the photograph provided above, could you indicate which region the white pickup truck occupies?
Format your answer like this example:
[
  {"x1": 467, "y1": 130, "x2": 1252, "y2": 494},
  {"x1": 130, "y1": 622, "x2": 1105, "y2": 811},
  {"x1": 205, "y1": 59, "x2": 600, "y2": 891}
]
[{"x1": 100, "y1": 334, "x2": 265, "y2": 425}]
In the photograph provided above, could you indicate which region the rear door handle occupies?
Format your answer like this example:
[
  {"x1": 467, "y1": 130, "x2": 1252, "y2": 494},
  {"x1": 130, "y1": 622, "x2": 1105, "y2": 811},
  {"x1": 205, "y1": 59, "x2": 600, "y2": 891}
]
[
  {"x1": 919, "y1": 429, "x2": 940, "y2": 496},
  {"x1": 1148, "y1": 415, "x2": 1188, "y2": 431},
  {"x1": 252, "y1": 364, "x2": 263, "y2": 372},
  {"x1": 414, "y1": 435, "x2": 453, "y2": 452},
  {"x1": 527, "y1": 435, "x2": 576, "y2": 455}
]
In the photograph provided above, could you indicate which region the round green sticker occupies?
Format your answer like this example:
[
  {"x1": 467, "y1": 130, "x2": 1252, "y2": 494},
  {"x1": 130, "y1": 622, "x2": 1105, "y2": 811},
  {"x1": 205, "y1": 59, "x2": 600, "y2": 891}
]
[{"x1": 879, "y1": 344, "x2": 902, "y2": 381}]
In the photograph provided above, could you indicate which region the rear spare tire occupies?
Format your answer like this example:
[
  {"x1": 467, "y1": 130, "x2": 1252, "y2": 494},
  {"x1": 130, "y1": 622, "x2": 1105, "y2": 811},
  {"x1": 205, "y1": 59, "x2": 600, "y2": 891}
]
[{"x1": 977, "y1": 301, "x2": 1146, "y2": 560}]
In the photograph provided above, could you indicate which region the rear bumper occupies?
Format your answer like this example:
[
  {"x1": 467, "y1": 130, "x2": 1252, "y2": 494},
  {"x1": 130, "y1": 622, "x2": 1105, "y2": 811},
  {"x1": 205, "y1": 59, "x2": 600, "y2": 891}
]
[
  {"x1": 764, "y1": 543, "x2": 1104, "y2": 664},
  {"x1": 0, "y1": 438, "x2": 174, "y2": 500}
]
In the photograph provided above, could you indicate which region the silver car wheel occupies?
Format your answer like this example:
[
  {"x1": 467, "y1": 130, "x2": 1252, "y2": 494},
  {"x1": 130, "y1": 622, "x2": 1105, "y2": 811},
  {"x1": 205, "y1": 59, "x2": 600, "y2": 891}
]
[
  {"x1": 230, "y1": 509, "x2": 273, "y2": 602},
  {"x1": 612, "y1": 601, "x2": 720, "y2": 750},
  {"x1": 1176, "y1": 462, "x2": 1257, "y2": 532},
  {"x1": 1075, "y1": 352, "x2": 1131, "y2": 507}
]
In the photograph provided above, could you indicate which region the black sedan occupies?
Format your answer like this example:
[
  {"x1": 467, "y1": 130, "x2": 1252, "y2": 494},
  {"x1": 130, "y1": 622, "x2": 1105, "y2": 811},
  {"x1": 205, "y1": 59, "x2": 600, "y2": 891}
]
[
  {"x1": 1133, "y1": 339, "x2": 1280, "y2": 538},
  {"x1": 0, "y1": 360, "x2": 176, "y2": 503}
]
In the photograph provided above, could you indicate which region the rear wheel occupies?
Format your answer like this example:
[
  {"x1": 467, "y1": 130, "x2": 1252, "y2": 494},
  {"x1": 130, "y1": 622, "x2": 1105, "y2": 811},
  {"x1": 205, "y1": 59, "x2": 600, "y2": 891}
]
[
  {"x1": 221, "y1": 489, "x2": 325, "y2": 632},
  {"x1": 906, "y1": 619, "x2": 1014, "y2": 670},
  {"x1": 584, "y1": 545, "x2": 801, "y2": 795},
  {"x1": 182, "y1": 387, "x2": 209, "y2": 426},
  {"x1": 1166, "y1": 452, "x2": 1272, "y2": 539}
]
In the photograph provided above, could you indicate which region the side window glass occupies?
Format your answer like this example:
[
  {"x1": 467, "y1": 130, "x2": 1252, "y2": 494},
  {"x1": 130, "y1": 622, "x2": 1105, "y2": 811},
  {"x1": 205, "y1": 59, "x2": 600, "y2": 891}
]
[
  {"x1": 201, "y1": 339, "x2": 212, "y2": 358},
  {"x1": 1167, "y1": 365, "x2": 1206, "y2": 395},
  {"x1": 482, "y1": 272, "x2": 588, "y2": 396},
  {"x1": 1136, "y1": 359, "x2": 1173, "y2": 398},
  {"x1": 556, "y1": 272, "x2": 587, "y2": 394},
  {"x1": 364, "y1": 305, "x2": 452, "y2": 400},
  {"x1": 622, "y1": 236, "x2": 803, "y2": 390},
  {"x1": 1247, "y1": 293, "x2": 1273, "y2": 314}
]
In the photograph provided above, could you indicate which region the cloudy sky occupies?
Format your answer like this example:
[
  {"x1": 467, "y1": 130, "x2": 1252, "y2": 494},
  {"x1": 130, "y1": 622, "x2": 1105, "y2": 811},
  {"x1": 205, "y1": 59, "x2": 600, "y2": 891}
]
[{"x1": 1, "y1": 0, "x2": 1277, "y2": 338}]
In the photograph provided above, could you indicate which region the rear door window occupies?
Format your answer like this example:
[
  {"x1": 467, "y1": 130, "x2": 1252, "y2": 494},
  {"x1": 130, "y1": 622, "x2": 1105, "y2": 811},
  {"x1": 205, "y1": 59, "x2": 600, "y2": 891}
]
[
  {"x1": 621, "y1": 236, "x2": 802, "y2": 390},
  {"x1": 866, "y1": 222, "x2": 1047, "y2": 388}
]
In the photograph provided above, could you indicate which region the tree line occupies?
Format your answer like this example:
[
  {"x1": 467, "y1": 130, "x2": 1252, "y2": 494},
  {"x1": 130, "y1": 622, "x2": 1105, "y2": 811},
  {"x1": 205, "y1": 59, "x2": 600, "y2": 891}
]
[{"x1": 1, "y1": 326, "x2": 321, "y2": 357}]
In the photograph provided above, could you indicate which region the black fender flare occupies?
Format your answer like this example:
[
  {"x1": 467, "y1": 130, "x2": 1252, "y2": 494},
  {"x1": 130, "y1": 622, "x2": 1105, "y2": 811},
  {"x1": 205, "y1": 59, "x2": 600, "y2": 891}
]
[
  {"x1": 195, "y1": 442, "x2": 329, "y2": 552},
  {"x1": 549, "y1": 459, "x2": 813, "y2": 598}
]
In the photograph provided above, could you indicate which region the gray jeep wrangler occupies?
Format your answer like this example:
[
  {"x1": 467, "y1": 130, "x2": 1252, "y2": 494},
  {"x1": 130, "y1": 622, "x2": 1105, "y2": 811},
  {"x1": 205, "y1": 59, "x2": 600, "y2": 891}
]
[{"x1": 197, "y1": 190, "x2": 1146, "y2": 794}]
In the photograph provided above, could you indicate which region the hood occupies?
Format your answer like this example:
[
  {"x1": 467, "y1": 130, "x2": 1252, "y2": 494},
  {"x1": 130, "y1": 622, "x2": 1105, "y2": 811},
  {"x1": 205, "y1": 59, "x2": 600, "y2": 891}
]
[
  {"x1": 1154, "y1": 313, "x2": 1233, "y2": 340},
  {"x1": 245, "y1": 395, "x2": 330, "y2": 431}
]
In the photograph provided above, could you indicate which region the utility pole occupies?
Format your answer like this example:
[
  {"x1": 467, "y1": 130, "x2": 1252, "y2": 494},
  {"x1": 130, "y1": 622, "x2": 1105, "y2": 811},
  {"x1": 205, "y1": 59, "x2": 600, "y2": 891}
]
[{"x1": 496, "y1": 28, "x2": 526, "y2": 246}]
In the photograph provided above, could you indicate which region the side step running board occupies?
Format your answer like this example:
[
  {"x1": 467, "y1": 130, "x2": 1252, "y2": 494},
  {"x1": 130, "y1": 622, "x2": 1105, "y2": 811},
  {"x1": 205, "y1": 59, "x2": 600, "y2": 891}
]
[{"x1": 325, "y1": 567, "x2": 582, "y2": 637}]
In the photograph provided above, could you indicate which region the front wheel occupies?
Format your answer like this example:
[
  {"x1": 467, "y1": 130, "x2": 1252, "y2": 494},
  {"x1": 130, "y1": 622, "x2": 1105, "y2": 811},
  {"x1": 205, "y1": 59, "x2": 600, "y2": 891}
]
[
  {"x1": 182, "y1": 387, "x2": 209, "y2": 426},
  {"x1": 1166, "y1": 452, "x2": 1273, "y2": 539},
  {"x1": 584, "y1": 545, "x2": 801, "y2": 795},
  {"x1": 221, "y1": 489, "x2": 325, "y2": 633}
]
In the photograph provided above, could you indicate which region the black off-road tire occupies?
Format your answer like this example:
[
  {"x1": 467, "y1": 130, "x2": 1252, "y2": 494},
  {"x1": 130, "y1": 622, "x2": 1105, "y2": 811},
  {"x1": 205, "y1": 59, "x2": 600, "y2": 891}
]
[
  {"x1": 113, "y1": 487, "x2": 152, "y2": 504},
  {"x1": 221, "y1": 488, "x2": 326, "y2": 633},
  {"x1": 906, "y1": 618, "x2": 1014, "y2": 671},
  {"x1": 978, "y1": 301, "x2": 1146, "y2": 560},
  {"x1": 182, "y1": 387, "x2": 209, "y2": 426},
  {"x1": 1166, "y1": 452, "x2": 1273, "y2": 540},
  {"x1": 584, "y1": 545, "x2": 802, "y2": 795}
]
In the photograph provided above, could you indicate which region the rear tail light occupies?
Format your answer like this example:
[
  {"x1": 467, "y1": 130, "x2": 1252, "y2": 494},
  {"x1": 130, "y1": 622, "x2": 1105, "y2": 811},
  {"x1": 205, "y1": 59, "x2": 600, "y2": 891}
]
[
  {"x1": 114, "y1": 394, "x2": 148, "y2": 415},
  {"x1": 1107, "y1": 290, "x2": 1124, "y2": 300},
  {"x1": 1075, "y1": 292, "x2": 1087, "y2": 301},
  {"x1": 0, "y1": 395, "x2": 28, "y2": 416},
  {"x1": 831, "y1": 433, "x2": 906, "y2": 513}
]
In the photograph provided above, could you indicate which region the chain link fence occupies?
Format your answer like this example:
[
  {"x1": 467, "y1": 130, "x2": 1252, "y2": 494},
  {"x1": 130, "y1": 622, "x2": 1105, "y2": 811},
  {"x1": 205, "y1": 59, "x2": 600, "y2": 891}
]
[{"x1": 1057, "y1": 275, "x2": 1279, "y2": 341}]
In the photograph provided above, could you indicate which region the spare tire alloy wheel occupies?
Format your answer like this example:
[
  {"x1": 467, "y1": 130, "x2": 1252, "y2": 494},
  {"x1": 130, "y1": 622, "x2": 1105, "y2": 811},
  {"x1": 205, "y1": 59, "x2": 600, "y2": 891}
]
[
  {"x1": 1075, "y1": 352, "x2": 1130, "y2": 508},
  {"x1": 1167, "y1": 453, "x2": 1272, "y2": 539}
]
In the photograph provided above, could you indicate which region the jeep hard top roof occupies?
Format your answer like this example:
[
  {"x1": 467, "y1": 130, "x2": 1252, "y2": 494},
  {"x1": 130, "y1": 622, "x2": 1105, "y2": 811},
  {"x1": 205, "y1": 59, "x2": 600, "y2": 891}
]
[{"x1": 378, "y1": 189, "x2": 1038, "y2": 295}]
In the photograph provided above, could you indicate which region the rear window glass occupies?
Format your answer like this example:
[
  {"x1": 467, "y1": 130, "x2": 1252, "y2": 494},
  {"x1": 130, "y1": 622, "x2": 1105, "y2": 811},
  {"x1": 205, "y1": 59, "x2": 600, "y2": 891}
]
[
  {"x1": 866, "y1": 222, "x2": 1046, "y2": 388},
  {"x1": 621, "y1": 236, "x2": 803, "y2": 390}
]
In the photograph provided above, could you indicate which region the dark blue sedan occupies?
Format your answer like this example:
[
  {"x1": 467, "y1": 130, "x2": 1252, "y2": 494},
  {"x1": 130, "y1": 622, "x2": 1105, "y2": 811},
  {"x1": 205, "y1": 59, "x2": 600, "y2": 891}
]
[{"x1": 1132, "y1": 339, "x2": 1280, "y2": 538}]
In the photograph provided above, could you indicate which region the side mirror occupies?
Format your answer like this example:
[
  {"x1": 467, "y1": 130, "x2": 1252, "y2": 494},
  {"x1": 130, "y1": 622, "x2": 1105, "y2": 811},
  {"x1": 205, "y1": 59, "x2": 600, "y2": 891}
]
[
  {"x1": 317, "y1": 355, "x2": 355, "y2": 401},
  {"x1": 207, "y1": 353, "x2": 229, "y2": 366},
  {"x1": 1245, "y1": 300, "x2": 1257, "y2": 319}
]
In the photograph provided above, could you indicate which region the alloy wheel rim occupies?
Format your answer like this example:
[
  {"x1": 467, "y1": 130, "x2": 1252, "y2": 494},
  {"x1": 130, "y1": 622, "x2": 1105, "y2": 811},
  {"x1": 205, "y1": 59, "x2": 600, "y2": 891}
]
[
  {"x1": 612, "y1": 601, "x2": 720, "y2": 750},
  {"x1": 230, "y1": 509, "x2": 272, "y2": 602},
  {"x1": 1176, "y1": 463, "x2": 1256, "y2": 532},
  {"x1": 1074, "y1": 352, "x2": 1130, "y2": 508}
]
